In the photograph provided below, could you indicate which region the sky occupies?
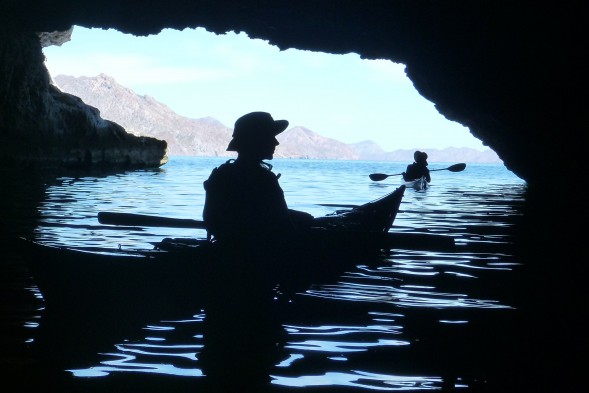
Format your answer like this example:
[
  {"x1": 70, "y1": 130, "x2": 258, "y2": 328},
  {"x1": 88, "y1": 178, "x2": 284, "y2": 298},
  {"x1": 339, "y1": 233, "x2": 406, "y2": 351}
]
[{"x1": 43, "y1": 26, "x2": 487, "y2": 152}]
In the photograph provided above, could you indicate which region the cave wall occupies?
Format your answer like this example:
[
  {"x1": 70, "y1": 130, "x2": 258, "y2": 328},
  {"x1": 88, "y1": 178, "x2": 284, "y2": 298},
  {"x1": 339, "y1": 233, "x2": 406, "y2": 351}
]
[
  {"x1": 0, "y1": 29, "x2": 167, "y2": 169},
  {"x1": 0, "y1": 1, "x2": 584, "y2": 186}
]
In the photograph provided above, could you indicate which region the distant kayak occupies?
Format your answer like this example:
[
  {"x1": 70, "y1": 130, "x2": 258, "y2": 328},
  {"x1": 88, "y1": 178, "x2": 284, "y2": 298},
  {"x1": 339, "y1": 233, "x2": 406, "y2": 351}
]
[{"x1": 403, "y1": 175, "x2": 429, "y2": 191}]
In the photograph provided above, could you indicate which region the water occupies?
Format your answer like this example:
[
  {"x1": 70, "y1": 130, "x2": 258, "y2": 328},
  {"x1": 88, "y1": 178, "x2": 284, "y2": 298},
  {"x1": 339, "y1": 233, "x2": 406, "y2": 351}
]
[
  {"x1": 3, "y1": 157, "x2": 533, "y2": 392},
  {"x1": 34, "y1": 157, "x2": 524, "y2": 249}
]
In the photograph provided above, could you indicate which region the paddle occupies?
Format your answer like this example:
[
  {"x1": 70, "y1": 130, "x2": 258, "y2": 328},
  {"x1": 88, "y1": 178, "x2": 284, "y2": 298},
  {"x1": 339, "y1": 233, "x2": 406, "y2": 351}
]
[
  {"x1": 369, "y1": 163, "x2": 466, "y2": 181},
  {"x1": 98, "y1": 212, "x2": 207, "y2": 229}
]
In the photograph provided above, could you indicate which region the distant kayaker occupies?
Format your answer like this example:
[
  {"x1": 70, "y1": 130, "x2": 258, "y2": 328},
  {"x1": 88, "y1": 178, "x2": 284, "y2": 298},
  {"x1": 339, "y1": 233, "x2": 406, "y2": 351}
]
[
  {"x1": 202, "y1": 111, "x2": 313, "y2": 246},
  {"x1": 402, "y1": 150, "x2": 431, "y2": 182}
]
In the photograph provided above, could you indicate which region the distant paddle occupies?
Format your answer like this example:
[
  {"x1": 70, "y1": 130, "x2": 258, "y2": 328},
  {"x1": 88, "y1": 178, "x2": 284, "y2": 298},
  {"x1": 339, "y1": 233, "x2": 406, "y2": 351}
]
[{"x1": 369, "y1": 163, "x2": 466, "y2": 181}]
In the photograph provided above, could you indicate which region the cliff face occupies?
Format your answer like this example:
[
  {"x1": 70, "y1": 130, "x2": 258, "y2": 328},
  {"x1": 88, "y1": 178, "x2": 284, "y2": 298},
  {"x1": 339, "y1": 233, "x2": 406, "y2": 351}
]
[
  {"x1": 0, "y1": 30, "x2": 167, "y2": 169},
  {"x1": 52, "y1": 73, "x2": 234, "y2": 158}
]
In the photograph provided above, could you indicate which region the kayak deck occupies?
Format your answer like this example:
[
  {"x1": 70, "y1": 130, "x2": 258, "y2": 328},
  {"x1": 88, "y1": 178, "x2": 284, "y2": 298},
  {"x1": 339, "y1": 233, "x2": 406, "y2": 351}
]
[{"x1": 313, "y1": 185, "x2": 405, "y2": 231}]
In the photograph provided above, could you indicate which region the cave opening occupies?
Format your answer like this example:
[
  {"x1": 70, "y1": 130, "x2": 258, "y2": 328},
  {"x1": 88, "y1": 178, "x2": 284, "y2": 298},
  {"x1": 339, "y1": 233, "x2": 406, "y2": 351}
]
[{"x1": 42, "y1": 26, "x2": 492, "y2": 161}]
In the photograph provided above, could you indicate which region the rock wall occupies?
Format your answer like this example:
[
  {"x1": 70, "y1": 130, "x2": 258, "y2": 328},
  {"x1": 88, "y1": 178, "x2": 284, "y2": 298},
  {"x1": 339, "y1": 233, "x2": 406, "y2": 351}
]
[{"x1": 0, "y1": 30, "x2": 167, "y2": 169}]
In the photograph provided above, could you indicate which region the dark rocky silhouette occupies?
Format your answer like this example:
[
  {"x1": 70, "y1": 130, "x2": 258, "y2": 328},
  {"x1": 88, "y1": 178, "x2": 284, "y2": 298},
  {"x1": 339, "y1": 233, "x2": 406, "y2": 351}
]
[{"x1": 0, "y1": 33, "x2": 167, "y2": 170}]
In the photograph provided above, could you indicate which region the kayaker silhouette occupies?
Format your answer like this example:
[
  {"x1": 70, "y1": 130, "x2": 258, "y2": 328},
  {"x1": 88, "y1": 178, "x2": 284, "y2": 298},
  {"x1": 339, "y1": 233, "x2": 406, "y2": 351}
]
[
  {"x1": 402, "y1": 150, "x2": 432, "y2": 182},
  {"x1": 203, "y1": 111, "x2": 313, "y2": 248},
  {"x1": 200, "y1": 111, "x2": 311, "y2": 388}
]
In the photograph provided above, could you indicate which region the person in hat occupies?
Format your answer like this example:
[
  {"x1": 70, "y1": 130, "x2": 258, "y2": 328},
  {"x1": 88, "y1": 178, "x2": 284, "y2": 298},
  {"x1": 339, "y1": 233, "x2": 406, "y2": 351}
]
[
  {"x1": 202, "y1": 111, "x2": 313, "y2": 246},
  {"x1": 402, "y1": 150, "x2": 431, "y2": 182},
  {"x1": 201, "y1": 112, "x2": 314, "y2": 386}
]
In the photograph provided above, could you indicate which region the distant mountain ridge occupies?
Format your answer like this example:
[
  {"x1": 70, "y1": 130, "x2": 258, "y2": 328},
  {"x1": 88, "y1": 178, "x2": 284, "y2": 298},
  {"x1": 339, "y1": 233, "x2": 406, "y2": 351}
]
[
  {"x1": 349, "y1": 140, "x2": 501, "y2": 163},
  {"x1": 52, "y1": 74, "x2": 501, "y2": 163},
  {"x1": 53, "y1": 74, "x2": 233, "y2": 157}
]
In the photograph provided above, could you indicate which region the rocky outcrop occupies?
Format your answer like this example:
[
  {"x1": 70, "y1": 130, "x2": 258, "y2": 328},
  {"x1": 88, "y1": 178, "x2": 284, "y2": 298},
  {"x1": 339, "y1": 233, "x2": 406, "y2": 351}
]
[
  {"x1": 0, "y1": 30, "x2": 167, "y2": 169},
  {"x1": 53, "y1": 73, "x2": 232, "y2": 157}
]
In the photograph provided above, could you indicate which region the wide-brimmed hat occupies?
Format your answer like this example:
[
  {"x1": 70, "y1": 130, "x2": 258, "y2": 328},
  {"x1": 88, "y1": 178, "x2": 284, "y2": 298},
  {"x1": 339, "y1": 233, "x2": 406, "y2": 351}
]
[
  {"x1": 226, "y1": 112, "x2": 289, "y2": 151},
  {"x1": 414, "y1": 150, "x2": 428, "y2": 162}
]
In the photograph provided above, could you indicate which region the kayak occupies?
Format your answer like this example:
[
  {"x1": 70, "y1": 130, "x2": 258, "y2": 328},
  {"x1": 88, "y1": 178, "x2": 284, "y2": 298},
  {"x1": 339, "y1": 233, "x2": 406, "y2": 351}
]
[
  {"x1": 404, "y1": 175, "x2": 429, "y2": 191},
  {"x1": 96, "y1": 184, "x2": 408, "y2": 254},
  {"x1": 17, "y1": 186, "x2": 412, "y2": 313},
  {"x1": 15, "y1": 183, "x2": 462, "y2": 365}
]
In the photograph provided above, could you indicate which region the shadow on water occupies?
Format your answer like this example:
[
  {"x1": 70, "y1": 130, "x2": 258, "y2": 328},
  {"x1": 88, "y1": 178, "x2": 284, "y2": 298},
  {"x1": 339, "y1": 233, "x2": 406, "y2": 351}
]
[
  {"x1": 0, "y1": 166, "x2": 355, "y2": 392},
  {"x1": 198, "y1": 254, "x2": 289, "y2": 392},
  {"x1": 0, "y1": 165, "x2": 584, "y2": 393}
]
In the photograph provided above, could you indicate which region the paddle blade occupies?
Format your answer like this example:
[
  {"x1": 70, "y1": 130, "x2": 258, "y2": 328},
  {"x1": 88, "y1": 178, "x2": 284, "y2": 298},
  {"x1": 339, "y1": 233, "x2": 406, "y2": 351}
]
[
  {"x1": 447, "y1": 163, "x2": 467, "y2": 172},
  {"x1": 369, "y1": 173, "x2": 390, "y2": 181}
]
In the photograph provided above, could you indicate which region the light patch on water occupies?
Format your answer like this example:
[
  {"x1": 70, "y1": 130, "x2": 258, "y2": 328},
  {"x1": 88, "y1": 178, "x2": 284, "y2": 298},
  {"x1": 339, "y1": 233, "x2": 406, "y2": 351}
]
[
  {"x1": 276, "y1": 354, "x2": 305, "y2": 367},
  {"x1": 68, "y1": 355, "x2": 203, "y2": 378},
  {"x1": 286, "y1": 338, "x2": 409, "y2": 353},
  {"x1": 271, "y1": 370, "x2": 448, "y2": 390}
]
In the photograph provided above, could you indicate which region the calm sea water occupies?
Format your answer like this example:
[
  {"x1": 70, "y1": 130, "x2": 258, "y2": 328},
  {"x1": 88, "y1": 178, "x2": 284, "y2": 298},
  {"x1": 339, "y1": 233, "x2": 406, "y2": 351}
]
[
  {"x1": 6, "y1": 157, "x2": 530, "y2": 392},
  {"x1": 34, "y1": 157, "x2": 524, "y2": 249}
]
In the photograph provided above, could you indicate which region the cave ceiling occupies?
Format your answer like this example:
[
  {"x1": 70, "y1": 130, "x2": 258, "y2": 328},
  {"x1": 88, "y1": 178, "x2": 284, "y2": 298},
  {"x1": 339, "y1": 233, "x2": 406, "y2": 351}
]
[{"x1": 1, "y1": 1, "x2": 584, "y2": 187}]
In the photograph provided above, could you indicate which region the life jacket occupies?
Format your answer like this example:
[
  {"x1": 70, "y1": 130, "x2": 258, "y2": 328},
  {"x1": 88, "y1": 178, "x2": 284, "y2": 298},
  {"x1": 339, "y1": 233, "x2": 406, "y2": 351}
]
[
  {"x1": 203, "y1": 160, "x2": 293, "y2": 243},
  {"x1": 403, "y1": 162, "x2": 431, "y2": 182}
]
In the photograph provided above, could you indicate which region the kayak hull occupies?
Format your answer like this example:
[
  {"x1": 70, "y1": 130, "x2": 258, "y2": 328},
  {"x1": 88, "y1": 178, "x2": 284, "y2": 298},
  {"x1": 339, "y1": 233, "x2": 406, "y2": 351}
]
[
  {"x1": 404, "y1": 175, "x2": 429, "y2": 191},
  {"x1": 18, "y1": 186, "x2": 407, "y2": 322}
]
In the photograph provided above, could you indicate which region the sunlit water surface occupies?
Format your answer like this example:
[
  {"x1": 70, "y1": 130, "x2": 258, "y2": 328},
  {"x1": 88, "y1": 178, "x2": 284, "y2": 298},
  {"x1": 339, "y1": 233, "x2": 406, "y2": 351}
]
[{"x1": 28, "y1": 157, "x2": 526, "y2": 391}]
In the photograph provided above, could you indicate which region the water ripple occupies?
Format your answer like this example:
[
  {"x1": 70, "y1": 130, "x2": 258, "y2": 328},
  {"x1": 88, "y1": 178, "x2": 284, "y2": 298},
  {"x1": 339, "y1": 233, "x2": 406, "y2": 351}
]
[{"x1": 22, "y1": 158, "x2": 525, "y2": 391}]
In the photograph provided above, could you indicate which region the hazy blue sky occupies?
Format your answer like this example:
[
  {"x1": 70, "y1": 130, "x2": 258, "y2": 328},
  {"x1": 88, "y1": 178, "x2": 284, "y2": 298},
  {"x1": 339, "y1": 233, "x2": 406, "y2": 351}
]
[{"x1": 43, "y1": 26, "x2": 487, "y2": 152}]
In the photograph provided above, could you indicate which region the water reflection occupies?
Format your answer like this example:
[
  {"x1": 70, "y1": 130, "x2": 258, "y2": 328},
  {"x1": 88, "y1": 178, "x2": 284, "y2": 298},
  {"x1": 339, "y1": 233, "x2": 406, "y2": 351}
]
[
  {"x1": 69, "y1": 316, "x2": 204, "y2": 378},
  {"x1": 273, "y1": 372, "x2": 448, "y2": 390},
  {"x1": 3, "y1": 160, "x2": 535, "y2": 392}
]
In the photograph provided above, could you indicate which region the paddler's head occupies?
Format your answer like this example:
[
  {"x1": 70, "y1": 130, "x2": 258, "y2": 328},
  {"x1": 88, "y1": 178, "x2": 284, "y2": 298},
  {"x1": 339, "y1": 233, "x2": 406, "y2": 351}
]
[
  {"x1": 227, "y1": 111, "x2": 289, "y2": 160},
  {"x1": 414, "y1": 151, "x2": 428, "y2": 165}
]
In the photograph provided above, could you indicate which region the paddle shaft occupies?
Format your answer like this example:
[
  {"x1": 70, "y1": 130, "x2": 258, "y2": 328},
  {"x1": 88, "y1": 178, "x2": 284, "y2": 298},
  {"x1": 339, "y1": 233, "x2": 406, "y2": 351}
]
[{"x1": 98, "y1": 212, "x2": 207, "y2": 229}]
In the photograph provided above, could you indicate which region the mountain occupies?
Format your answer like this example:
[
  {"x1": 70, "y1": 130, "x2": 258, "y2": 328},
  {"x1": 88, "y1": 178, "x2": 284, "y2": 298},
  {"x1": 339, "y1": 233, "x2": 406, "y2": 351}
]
[
  {"x1": 53, "y1": 74, "x2": 233, "y2": 157},
  {"x1": 52, "y1": 74, "x2": 501, "y2": 162},
  {"x1": 277, "y1": 127, "x2": 358, "y2": 160},
  {"x1": 350, "y1": 141, "x2": 501, "y2": 163}
]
